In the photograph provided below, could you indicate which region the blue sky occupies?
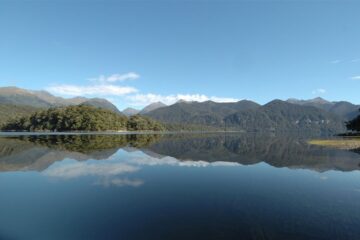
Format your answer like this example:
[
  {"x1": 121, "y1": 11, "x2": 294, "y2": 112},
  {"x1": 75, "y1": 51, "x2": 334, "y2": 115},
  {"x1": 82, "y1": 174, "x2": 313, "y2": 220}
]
[{"x1": 1, "y1": 0, "x2": 360, "y2": 109}]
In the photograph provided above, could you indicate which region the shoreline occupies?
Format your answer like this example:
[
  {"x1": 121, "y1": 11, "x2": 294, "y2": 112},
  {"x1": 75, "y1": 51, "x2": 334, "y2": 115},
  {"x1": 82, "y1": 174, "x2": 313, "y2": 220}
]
[
  {"x1": 0, "y1": 130, "x2": 247, "y2": 136},
  {"x1": 308, "y1": 137, "x2": 360, "y2": 150}
]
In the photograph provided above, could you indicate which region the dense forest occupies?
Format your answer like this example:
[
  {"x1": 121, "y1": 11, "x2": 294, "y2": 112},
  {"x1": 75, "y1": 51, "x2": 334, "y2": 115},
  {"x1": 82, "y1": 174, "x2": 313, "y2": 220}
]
[
  {"x1": 127, "y1": 115, "x2": 165, "y2": 131},
  {"x1": 346, "y1": 109, "x2": 360, "y2": 132},
  {"x1": 1, "y1": 105, "x2": 165, "y2": 132}
]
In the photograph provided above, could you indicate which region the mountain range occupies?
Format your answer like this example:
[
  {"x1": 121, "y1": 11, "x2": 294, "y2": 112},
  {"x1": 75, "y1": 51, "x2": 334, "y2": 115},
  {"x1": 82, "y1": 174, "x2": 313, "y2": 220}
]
[
  {"x1": 286, "y1": 97, "x2": 359, "y2": 120},
  {"x1": 145, "y1": 99, "x2": 349, "y2": 134},
  {"x1": 0, "y1": 86, "x2": 120, "y2": 111},
  {"x1": 0, "y1": 87, "x2": 165, "y2": 117},
  {"x1": 1, "y1": 134, "x2": 359, "y2": 173},
  {"x1": 0, "y1": 86, "x2": 358, "y2": 133}
]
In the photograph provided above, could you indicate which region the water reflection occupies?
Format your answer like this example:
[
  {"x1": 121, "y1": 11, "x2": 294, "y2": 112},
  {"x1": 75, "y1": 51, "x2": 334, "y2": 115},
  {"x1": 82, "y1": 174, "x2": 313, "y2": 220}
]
[
  {"x1": 0, "y1": 134, "x2": 160, "y2": 172},
  {"x1": 1, "y1": 133, "x2": 360, "y2": 240},
  {"x1": 0, "y1": 133, "x2": 359, "y2": 173}
]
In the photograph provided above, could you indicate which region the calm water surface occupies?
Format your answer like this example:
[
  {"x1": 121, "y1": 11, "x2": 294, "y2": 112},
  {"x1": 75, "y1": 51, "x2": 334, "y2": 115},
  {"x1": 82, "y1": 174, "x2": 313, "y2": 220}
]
[{"x1": 0, "y1": 133, "x2": 360, "y2": 240}]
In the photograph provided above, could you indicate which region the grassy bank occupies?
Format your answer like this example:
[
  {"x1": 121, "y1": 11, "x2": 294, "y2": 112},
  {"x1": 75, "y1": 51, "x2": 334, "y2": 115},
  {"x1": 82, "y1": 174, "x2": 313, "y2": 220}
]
[{"x1": 308, "y1": 137, "x2": 360, "y2": 150}]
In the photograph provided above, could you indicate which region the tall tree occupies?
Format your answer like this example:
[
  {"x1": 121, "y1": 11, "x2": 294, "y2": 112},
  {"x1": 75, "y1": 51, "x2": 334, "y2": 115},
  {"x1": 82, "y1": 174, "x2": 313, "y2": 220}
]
[{"x1": 346, "y1": 109, "x2": 360, "y2": 132}]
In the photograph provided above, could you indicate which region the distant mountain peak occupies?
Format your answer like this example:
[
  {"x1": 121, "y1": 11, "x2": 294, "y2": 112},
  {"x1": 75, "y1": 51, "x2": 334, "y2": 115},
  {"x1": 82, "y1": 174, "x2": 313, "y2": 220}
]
[
  {"x1": 176, "y1": 99, "x2": 190, "y2": 104},
  {"x1": 140, "y1": 102, "x2": 167, "y2": 114},
  {"x1": 123, "y1": 107, "x2": 140, "y2": 116},
  {"x1": 0, "y1": 86, "x2": 121, "y2": 113},
  {"x1": 0, "y1": 86, "x2": 33, "y2": 95},
  {"x1": 287, "y1": 97, "x2": 330, "y2": 105},
  {"x1": 80, "y1": 98, "x2": 121, "y2": 114},
  {"x1": 309, "y1": 97, "x2": 330, "y2": 104},
  {"x1": 266, "y1": 99, "x2": 285, "y2": 105},
  {"x1": 286, "y1": 98, "x2": 300, "y2": 103}
]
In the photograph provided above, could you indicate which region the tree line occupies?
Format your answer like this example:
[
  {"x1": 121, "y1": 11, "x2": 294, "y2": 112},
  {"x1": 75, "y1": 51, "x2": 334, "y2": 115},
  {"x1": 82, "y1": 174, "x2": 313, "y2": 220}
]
[{"x1": 1, "y1": 105, "x2": 165, "y2": 132}]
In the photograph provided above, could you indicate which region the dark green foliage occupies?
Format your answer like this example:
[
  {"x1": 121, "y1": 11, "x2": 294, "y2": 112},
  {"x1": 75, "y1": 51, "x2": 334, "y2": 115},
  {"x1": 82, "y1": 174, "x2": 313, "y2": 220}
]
[
  {"x1": 346, "y1": 109, "x2": 360, "y2": 132},
  {"x1": 1, "y1": 105, "x2": 165, "y2": 132},
  {"x1": 2, "y1": 105, "x2": 127, "y2": 131},
  {"x1": 127, "y1": 115, "x2": 166, "y2": 131}
]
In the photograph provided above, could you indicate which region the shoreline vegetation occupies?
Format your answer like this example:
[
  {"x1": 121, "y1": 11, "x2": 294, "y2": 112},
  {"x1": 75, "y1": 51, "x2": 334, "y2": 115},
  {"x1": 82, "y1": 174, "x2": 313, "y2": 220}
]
[
  {"x1": 308, "y1": 108, "x2": 360, "y2": 150},
  {"x1": 308, "y1": 137, "x2": 360, "y2": 150},
  {"x1": 1, "y1": 97, "x2": 360, "y2": 137},
  {"x1": 1, "y1": 105, "x2": 165, "y2": 132}
]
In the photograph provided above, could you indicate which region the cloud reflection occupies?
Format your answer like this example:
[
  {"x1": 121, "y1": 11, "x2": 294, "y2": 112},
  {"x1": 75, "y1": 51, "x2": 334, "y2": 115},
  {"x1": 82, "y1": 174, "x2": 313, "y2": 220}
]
[
  {"x1": 42, "y1": 151, "x2": 241, "y2": 187},
  {"x1": 128, "y1": 155, "x2": 240, "y2": 168},
  {"x1": 94, "y1": 177, "x2": 144, "y2": 187},
  {"x1": 43, "y1": 160, "x2": 139, "y2": 179}
]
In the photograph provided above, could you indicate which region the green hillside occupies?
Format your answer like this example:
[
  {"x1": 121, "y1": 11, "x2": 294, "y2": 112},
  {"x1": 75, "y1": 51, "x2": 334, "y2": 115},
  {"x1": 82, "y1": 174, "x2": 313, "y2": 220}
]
[
  {"x1": 146, "y1": 100, "x2": 345, "y2": 134},
  {"x1": 225, "y1": 100, "x2": 345, "y2": 134},
  {"x1": 0, "y1": 104, "x2": 42, "y2": 127},
  {"x1": 146, "y1": 100, "x2": 260, "y2": 127}
]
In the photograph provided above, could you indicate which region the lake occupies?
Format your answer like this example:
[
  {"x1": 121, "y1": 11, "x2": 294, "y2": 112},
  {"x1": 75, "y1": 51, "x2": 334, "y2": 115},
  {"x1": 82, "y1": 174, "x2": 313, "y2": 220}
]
[{"x1": 0, "y1": 133, "x2": 360, "y2": 240}]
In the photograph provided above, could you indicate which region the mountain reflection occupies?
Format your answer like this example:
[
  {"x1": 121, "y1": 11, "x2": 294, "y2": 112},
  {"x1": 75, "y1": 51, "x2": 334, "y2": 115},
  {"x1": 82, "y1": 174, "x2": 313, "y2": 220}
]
[
  {"x1": 0, "y1": 133, "x2": 359, "y2": 173},
  {"x1": 0, "y1": 134, "x2": 160, "y2": 172}
]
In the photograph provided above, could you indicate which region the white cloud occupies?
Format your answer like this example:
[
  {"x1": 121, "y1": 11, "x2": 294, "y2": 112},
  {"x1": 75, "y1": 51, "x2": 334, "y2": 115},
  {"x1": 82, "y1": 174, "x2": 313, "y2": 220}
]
[
  {"x1": 45, "y1": 72, "x2": 239, "y2": 107},
  {"x1": 312, "y1": 88, "x2": 326, "y2": 95},
  {"x1": 126, "y1": 93, "x2": 239, "y2": 106},
  {"x1": 350, "y1": 75, "x2": 360, "y2": 80},
  {"x1": 89, "y1": 72, "x2": 140, "y2": 83},
  {"x1": 351, "y1": 58, "x2": 360, "y2": 63},
  {"x1": 46, "y1": 84, "x2": 138, "y2": 96}
]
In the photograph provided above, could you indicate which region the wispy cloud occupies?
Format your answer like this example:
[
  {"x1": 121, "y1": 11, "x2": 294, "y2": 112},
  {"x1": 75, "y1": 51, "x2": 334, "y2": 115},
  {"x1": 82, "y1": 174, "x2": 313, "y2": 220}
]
[
  {"x1": 330, "y1": 58, "x2": 360, "y2": 64},
  {"x1": 45, "y1": 72, "x2": 239, "y2": 107},
  {"x1": 46, "y1": 84, "x2": 138, "y2": 96},
  {"x1": 125, "y1": 93, "x2": 239, "y2": 106},
  {"x1": 89, "y1": 72, "x2": 140, "y2": 83},
  {"x1": 312, "y1": 88, "x2": 326, "y2": 95},
  {"x1": 350, "y1": 75, "x2": 360, "y2": 80},
  {"x1": 330, "y1": 59, "x2": 342, "y2": 64},
  {"x1": 94, "y1": 177, "x2": 143, "y2": 187}
]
